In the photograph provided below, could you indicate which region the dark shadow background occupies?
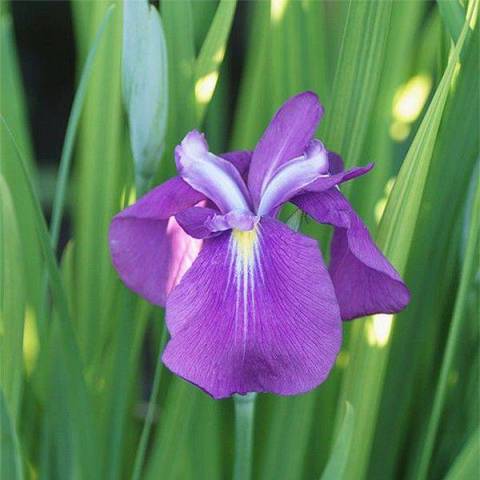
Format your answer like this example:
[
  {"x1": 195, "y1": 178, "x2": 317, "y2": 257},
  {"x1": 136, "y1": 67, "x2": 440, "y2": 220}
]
[
  {"x1": 11, "y1": 1, "x2": 76, "y2": 167},
  {"x1": 10, "y1": 0, "x2": 247, "y2": 168}
]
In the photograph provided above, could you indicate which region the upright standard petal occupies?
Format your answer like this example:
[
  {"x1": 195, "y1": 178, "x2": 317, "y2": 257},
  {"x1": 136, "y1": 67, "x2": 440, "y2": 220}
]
[
  {"x1": 109, "y1": 177, "x2": 204, "y2": 306},
  {"x1": 162, "y1": 217, "x2": 342, "y2": 398},
  {"x1": 257, "y1": 140, "x2": 328, "y2": 216},
  {"x1": 248, "y1": 92, "x2": 324, "y2": 207},
  {"x1": 292, "y1": 189, "x2": 410, "y2": 320},
  {"x1": 221, "y1": 150, "x2": 252, "y2": 177},
  {"x1": 175, "y1": 130, "x2": 253, "y2": 214}
]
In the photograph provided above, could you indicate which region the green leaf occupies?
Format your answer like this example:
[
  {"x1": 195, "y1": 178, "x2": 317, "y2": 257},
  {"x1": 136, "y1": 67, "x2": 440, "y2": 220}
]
[
  {"x1": 50, "y1": 4, "x2": 115, "y2": 251},
  {"x1": 333, "y1": 7, "x2": 476, "y2": 480},
  {"x1": 145, "y1": 380, "x2": 198, "y2": 480},
  {"x1": 158, "y1": 0, "x2": 196, "y2": 179},
  {"x1": 0, "y1": 390, "x2": 24, "y2": 480},
  {"x1": 0, "y1": 176, "x2": 25, "y2": 421},
  {"x1": 72, "y1": 0, "x2": 126, "y2": 364},
  {"x1": 194, "y1": 0, "x2": 238, "y2": 122},
  {"x1": 322, "y1": 0, "x2": 393, "y2": 171},
  {"x1": 231, "y1": 0, "x2": 272, "y2": 150},
  {"x1": 369, "y1": 24, "x2": 480, "y2": 480},
  {"x1": 123, "y1": 0, "x2": 168, "y2": 189},
  {"x1": 413, "y1": 156, "x2": 480, "y2": 480},
  {"x1": 438, "y1": 0, "x2": 465, "y2": 42},
  {"x1": 0, "y1": 117, "x2": 99, "y2": 480},
  {"x1": 0, "y1": 10, "x2": 43, "y2": 334},
  {"x1": 320, "y1": 403, "x2": 354, "y2": 480},
  {"x1": 444, "y1": 427, "x2": 480, "y2": 480}
]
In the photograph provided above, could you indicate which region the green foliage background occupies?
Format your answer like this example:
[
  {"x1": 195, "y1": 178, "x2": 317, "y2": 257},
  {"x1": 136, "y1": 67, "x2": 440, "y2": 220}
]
[{"x1": 0, "y1": 0, "x2": 478, "y2": 479}]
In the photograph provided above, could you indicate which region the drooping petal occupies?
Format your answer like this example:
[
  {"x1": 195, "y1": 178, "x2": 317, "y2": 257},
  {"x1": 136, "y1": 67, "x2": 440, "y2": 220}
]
[
  {"x1": 162, "y1": 217, "x2": 342, "y2": 398},
  {"x1": 175, "y1": 130, "x2": 253, "y2": 214},
  {"x1": 109, "y1": 177, "x2": 204, "y2": 306},
  {"x1": 257, "y1": 139, "x2": 328, "y2": 216},
  {"x1": 292, "y1": 189, "x2": 410, "y2": 320},
  {"x1": 248, "y1": 92, "x2": 324, "y2": 207}
]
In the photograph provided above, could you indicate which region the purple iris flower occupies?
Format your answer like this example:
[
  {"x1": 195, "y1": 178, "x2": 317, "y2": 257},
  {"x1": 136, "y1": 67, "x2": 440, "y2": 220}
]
[{"x1": 109, "y1": 92, "x2": 410, "y2": 399}]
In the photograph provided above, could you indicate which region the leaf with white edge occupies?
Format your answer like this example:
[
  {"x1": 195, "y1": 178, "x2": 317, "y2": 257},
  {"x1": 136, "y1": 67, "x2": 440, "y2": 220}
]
[{"x1": 123, "y1": 0, "x2": 168, "y2": 189}]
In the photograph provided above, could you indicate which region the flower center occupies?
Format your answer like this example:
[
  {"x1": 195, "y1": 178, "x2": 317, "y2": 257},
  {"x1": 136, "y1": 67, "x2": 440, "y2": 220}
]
[{"x1": 232, "y1": 228, "x2": 258, "y2": 263}]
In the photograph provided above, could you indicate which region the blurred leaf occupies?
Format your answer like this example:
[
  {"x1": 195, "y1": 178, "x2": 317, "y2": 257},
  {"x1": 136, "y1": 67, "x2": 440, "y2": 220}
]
[
  {"x1": 0, "y1": 10, "x2": 42, "y2": 336},
  {"x1": 0, "y1": 117, "x2": 99, "y2": 479},
  {"x1": 413, "y1": 158, "x2": 480, "y2": 480},
  {"x1": 369, "y1": 24, "x2": 480, "y2": 480},
  {"x1": 334, "y1": 8, "x2": 474, "y2": 480},
  {"x1": 145, "y1": 380, "x2": 197, "y2": 480},
  {"x1": 159, "y1": 0, "x2": 196, "y2": 179},
  {"x1": 50, "y1": 4, "x2": 114, "y2": 250},
  {"x1": 0, "y1": 176, "x2": 25, "y2": 420},
  {"x1": 320, "y1": 403, "x2": 354, "y2": 480},
  {"x1": 194, "y1": 0, "x2": 237, "y2": 122},
  {"x1": 231, "y1": 0, "x2": 272, "y2": 150},
  {"x1": 0, "y1": 390, "x2": 24, "y2": 480},
  {"x1": 72, "y1": 0, "x2": 125, "y2": 364},
  {"x1": 123, "y1": 0, "x2": 168, "y2": 188},
  {"x1": 444, "y1": 427, "x2": 480, "y2": 480},
  {"x1": 322, "y1": 0, "x2": 393, "y2": 171},
  {"x1": 438, "y1": 0, "x2": 465, "y2": 42}
]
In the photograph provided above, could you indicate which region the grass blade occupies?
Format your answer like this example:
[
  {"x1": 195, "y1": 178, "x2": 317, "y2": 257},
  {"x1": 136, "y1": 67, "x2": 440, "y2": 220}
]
[
  {"x1": 333, "y1": 6, "x2": 476, "y2": 479},
  {"x1": 438, "y1": 0, "x2": 465, "y2": 41},
  {"x1": 0, "y1": 117, "x2": 99, "y2": 479},
  {"x1": 0, "y1": 390, "x2": 24, "y2": 480},
  {"x1": 322, "y1": 0, "x2": 393, "y2": 170},
  {"x1": 444, "y1": 427, "x2": 480, "y2": 480},
  {"x1": 50, "y1": 5, "x2": 115, "y2": 248},
  {"x1": 194, "y1": 0, "x2": 238, "y2": 122},
  {"x1": 0, "y1": 176, "x2": 25, "y2": 421},
  {"x1": 320, "y1": 403, "x2": 354, "y2": 480},
  {"x1": 413, "y1": 164, "x2": 480, "y2": 479}
]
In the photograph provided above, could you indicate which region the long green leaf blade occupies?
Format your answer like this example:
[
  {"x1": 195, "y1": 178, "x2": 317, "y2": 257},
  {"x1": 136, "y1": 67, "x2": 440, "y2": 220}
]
[{"x1": 333, "y1": 6, "x2": 476, "y2": 479}]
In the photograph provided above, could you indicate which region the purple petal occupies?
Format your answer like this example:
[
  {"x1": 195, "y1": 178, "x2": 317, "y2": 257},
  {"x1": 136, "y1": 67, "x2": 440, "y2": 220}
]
[
  {"x1": 292, "y1": 189, "x2": 410, "y2": 320},
  {"x1": 221, "y1": 151, "x2": 252, "y2": 177},
  {"x1": 176, "y1": 207, "x2": 259, "y2": 239},
  {"x1": 175, "y1": 130, "x2": 253, "y2": 214},
  {"x1": 257, "y1": 139, "x2": 328, "y2": 216},
  {"x1": 248, "y1": 92, "x2": 324, "y2": 207},
  {"x1": 328, "y1": 151, "x2": 344, "y2": 174},
  {"x1": 109, "y1": 178, "x2": 204, "y2": 306},
  {"x1": 175, "y1": 206, "x2": 218, "y2": 239},
  {"x1": 162, "y1": 217, "x2": 342, "y2": 398},
  {"x1": 305, "y1": 163, "x2": 374, "y2": 193}
]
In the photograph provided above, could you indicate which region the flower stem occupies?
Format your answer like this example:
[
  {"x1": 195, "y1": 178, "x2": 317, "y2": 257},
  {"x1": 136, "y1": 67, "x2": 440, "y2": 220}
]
[
  {"x1": 131, "y1": 324, "x2": 168, "y2": 480},
  {"x1": 233, "y1": 393, "x2": 257, "y2": 480}
]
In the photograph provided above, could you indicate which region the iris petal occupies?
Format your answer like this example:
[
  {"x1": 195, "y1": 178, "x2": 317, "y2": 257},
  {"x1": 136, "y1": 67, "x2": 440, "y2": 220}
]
[
  {"x1": 109, "y1": 177, "x2": 204, "y2": 306},
  {"x1": 257, "y1": 139, "x2": 328, "y2": 216},
  {"x1": 162, "y1": 217, "x2": 342, "y2": 399},
  {"x1": 248, "y1": 92, "x2": 323, "y2": 207},
  {"x1": 176, "y1": 207, "x2": 258, "y2": 239},
  {"x1": 292, "y1": 188, "x2": 410, "y2": 320},
  {"x1": 175, "y1": 130, "x2": 253, "y2": 214}
]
